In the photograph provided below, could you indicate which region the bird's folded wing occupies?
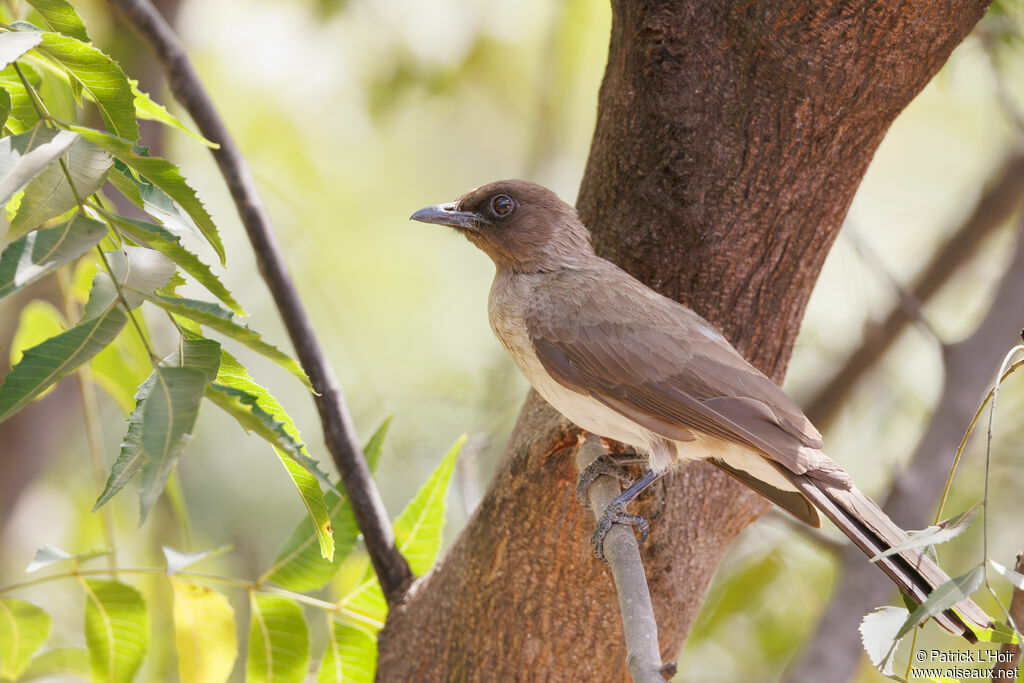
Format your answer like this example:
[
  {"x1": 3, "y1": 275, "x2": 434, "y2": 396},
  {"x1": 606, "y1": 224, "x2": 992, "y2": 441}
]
[{"x1": 525, "y1": 271, "x2": 826, "y2": 477}]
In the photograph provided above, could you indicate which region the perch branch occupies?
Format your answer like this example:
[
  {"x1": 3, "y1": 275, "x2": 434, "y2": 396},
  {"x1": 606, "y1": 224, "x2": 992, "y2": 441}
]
[
  {"x1": 104, "y1": 0, "x2": 413, "y2": 601},
  {"x1": 576, "y1": 433, "x2": 667, "y2": 683}
]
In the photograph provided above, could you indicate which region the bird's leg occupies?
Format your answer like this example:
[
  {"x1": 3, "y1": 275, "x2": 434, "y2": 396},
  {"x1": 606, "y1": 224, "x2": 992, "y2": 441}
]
[
  {"x1": 575, "y1": 450, "x2": 647, "y2": 507},
  {"x1": 592, "y1": 469, "x2": 664, "y2": 561}
]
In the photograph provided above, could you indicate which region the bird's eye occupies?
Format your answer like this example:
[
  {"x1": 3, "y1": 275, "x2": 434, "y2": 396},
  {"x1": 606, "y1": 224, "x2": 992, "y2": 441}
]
[{"x1": 491, "y1": 194, "x2": 514, "y2": 217}]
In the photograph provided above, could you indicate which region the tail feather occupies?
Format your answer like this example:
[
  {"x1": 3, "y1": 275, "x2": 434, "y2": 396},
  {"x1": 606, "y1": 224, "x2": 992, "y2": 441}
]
[{"x1": 785, "y1": 471, "x2": 991, "y2": 642}]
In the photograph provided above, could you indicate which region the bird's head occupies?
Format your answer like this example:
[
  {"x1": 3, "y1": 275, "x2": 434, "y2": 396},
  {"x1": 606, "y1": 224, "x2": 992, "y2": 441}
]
[{"x1": 410, "y1": 180, "x2": 594, "y2": 273}]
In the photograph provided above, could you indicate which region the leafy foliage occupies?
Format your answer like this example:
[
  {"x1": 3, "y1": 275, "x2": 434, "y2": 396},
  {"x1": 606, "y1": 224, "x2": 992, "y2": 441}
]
[
  {"x1": 82, "y1": 580, "x2": 148, "y2": 683},
  {"x1": 246, "y1": 595, "x2": 309, "y2": 683},
  {"x1": 0, "y1": 7, "x2": 469, "y2": 682}
]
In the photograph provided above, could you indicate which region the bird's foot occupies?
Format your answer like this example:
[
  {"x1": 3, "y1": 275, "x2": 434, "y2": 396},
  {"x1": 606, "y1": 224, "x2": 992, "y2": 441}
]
[
  {"x1": 591, "y1": 500, "x2": 650, "y2": 562},
  {"x1": 575, "y1": 451, "x2": 643, "y2": 508}
]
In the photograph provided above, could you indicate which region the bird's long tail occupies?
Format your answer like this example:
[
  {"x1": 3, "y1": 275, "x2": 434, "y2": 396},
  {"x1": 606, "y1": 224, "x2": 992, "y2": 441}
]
[{"x1": 785, "y1": 471, "x2": 991, "y2": 642}]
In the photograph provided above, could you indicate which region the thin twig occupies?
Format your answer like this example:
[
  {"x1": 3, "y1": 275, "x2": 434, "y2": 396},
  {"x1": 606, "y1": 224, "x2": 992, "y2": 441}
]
[
  {"x1": 804, "y1": 154, "x2": 1024, "y2": 429},
  {"x1": 103, "y1": 0, "x2": 412, "y2": 601},
  {"x1": 843, "y1": 223, "x2": 941, "y2": 344},
  {"x1": 576, "y1": 433, "x2": 667, "y2": 683},
  {"x1": 992, "y1": 552, "x2": 1024, "y2": 682}
]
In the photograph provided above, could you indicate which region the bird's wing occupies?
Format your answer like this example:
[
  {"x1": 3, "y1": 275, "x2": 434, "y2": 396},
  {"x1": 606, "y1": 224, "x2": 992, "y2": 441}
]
[{"x1": 525, "y1": 267, "x2": 827, "y2": 477}]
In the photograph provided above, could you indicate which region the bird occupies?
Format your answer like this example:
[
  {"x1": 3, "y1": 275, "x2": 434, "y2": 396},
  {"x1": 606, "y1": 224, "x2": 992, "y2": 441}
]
[{"x1": 410, "y1": 179, "x2": 991, "y2": 641}]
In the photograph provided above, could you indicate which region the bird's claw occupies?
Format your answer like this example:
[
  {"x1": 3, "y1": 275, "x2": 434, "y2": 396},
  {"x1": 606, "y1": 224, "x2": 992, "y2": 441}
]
[
  {"x1": 575, "y1": 453, "x2": 638, "y2": 508},
  {"x1": 591, "y1": 501, "x2": 650, "y2": 562}
]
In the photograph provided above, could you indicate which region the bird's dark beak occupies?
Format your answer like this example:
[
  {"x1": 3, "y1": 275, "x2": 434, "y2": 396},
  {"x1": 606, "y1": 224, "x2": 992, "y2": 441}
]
[{"x1": 409, "y1": 202, "x2": 489, "y2": 230}]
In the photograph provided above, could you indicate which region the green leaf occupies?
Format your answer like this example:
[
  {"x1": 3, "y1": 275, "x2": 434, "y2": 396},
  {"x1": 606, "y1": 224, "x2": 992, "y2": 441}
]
[
  {"x1": 0, "y1": 31, "x2": 43, "y2": 70},
  {"x1": 895, "y1": 566, "x2": 985, "y2": 640},
  {"x1": 0, "y1": 598, "x2": 51, "y2": 680},
  {"x1": 19, "y1": 647, "x2": 90, "y2": 681},
  {"x1": 82, "y1": 246, "x2": 176, "y2": 319},
  {"x1": 139, "y1": 293, "x2": 311, "y2": 389},
  {"x1": 93, "y1": 339, "x2": 218, "y2": 513},
  {"x1": 968, "y1": 619, "x2": 1020, "y2": 644},
  {"x1": 0, "y1": 63, "x2": 42, "y2": 132},
  {"x1": 82, "y1": 580, "x2": 147, "y2": 683},
  {"x1": 130, "y1": 80, "x2": 217, "y2": 149},
  {"x1": 9, "y1": 135, "x2": 112, "y2": 238},
  {"x1": 0, "y1": 127, "x2": 77, "y2": 205},
  {"x1": 97, "y1": 208, "x2": 244, "y2": 314},
  {"x1": 262, "y1": 418, "x2": 392, "y2": 591},
  {"x1": 203, "y1": 346, "x2": 332, "y2": 561},
  {"x1": 0, "y1": 87, "x2": 10, "y2": 129},
  {"x1": 316, "y1": 617, "x2": 376, "y2": 683},
  {"x1": 137, "y1": 366, "x2": 211, "y2": 521},
  {"x1": 246, "y1": 595, "x2": 309, "y2": 683},
  {"x1": 870, "y1": 505, "x2": 979, "y2": 563},
  {"x1": 393, "y1": 435, "x2": 463, "y2": 574},
  {"x1": 0, "y1": 214, "x2": 107, "y2": 300},
  {"x1": 24, "y1": 0, "x2": 90, "y2": 42},
  {"x1": 70, "y1": 126, "x2": 224, "y2": 264},
  {"x1": 34, "y1": 32, "x2": 137, "y2": 141},
  {"x1": 170, "y1": 578, "x2": 237, "y2": 683},
  {"x1": 162, "y1": 544, "x2": 229, "y2": 576},
  {"x1": 0, "y1": 303, "x2": 127, "y2": 423}
]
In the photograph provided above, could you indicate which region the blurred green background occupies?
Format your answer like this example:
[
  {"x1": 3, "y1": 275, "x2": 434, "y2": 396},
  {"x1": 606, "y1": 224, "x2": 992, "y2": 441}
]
[{"x1": 1, "y1": 0, "x2": 1023, "y2": 680}]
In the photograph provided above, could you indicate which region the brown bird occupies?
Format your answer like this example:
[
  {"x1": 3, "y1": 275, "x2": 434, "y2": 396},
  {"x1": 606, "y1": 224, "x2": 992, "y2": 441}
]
[{"x1": 411, "y1": 179, "x2": 990, "y2": 641}]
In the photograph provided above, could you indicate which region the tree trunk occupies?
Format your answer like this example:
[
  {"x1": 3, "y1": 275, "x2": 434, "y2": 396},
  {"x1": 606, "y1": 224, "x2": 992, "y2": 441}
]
[{"x1": 376, "y1": 1, "x2": 991, "y2": 679}]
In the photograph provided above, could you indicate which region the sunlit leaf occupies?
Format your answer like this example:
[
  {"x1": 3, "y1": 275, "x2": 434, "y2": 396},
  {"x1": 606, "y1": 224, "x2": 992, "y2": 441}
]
[
  {"x1": 0, "y1": 87, "x2": 10, "y2": 129},
  {"x1": 204, "y1": 346, "x2": 332, "y2": 560},
  {"x1": 70, "y1": 125, "x2": 224, "y2": 263},
  {"x1": 137, "y1": 366, "x2": 211, "y2": 521},
  {"x1": 24, "y1": 0, "x2": 89, "y2": 42},
  {"x1": 130, "y1": 80, "x2": 216, "y2": 149},
  {"x1": 163, "y1": 545, "x2": 228, "y2": 576},
  {"x1": 82, "y1": 580, "x2": 147, "y2": 683},
  {"x1": 33, "y1": 32, "x2": 136, "y2": 141},
  {"x1": 0, "y1": 214, "x2": 107, "y2": 300},
  {"x1": 0, "y1": 63, "x2": 42, "y2": 132},
  {"x1": 316, "y1": 617, "x2": 376, "y2": 683},
  {"x1": 170, "y1": 579, "x2": 237, "y2": 683},
  {"x1": 19, "y1": 647, "x2": 90, "y2": 681},
  {"x1": 870, "y1": 506, "x2": 979, "y2": 563},
  {"x1": 0, "y1": 127, "x2": 76, "y2": 205},
  {"x1": 246, "y1": 595, "x2": 309, "y2": 683},
  {"x1": 24, "y1": 546, "x2": 110, "y2": 573},
  {"x1": 81, "y1": 246, "x2": 176, "y2": 318},
  {"x1": 0, "y1": 31, "x2": 43, "y2": 71},
  {"x1": 990, "y1": 558, "x2": 1024, "y2": 590},
  {"x1": 139, "y1": 292, "x2": 311, "y2": 389},
  {"x1": 393, "y1": 435, "x2": 463, "y2": 574},
  {"x1": 0, "y1": 302, "x2": 127, "y2": 423},
  {"x1": 9, "y1": 136, "x2": 111, "y2": 238},
  {"x1": 0, "y1": 598, "x2": 51, "y2": 679},
  {"x1": 859, "y1": 605, "x2": 907, "y2": 678},
  {"x1": 263, "y1": 418, "x2": 391, "y2": 591},
  {"x1": 97, "y1": 208, "x2": 243, "y2": 314}
]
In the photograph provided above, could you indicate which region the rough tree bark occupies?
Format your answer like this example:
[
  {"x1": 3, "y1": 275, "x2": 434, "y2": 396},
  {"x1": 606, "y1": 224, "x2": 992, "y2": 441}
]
[{"x1": 377, "y1": 2, "x2": 991, "y2": 679}]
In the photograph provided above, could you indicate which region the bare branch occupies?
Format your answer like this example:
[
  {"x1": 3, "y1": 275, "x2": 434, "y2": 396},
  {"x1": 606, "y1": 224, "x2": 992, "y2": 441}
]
[
  {"x1": 103, "y1": 0, "x2": 413, "y2": 601},
  {"x1": 992, "y1": 552, "x2": 1024, "y2": 682},
  {"x1": 785, "y1": 214, "x2": 1024, "y2": 683},
  {"x1": 576, "y1": 434, "x2": 666, "y2": 683},
  {"x1": 805, "y1": 154, "x2": 1024, "y2": 430}
]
